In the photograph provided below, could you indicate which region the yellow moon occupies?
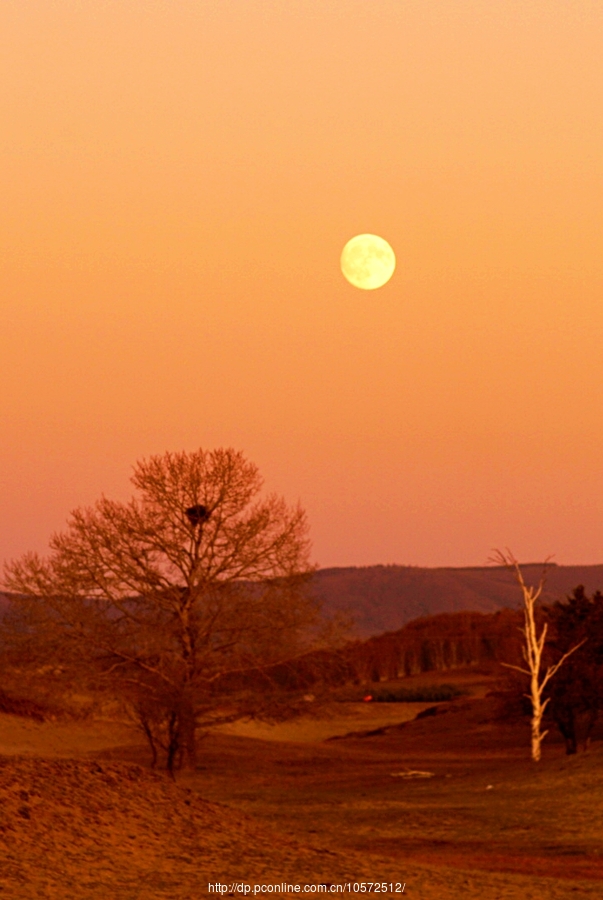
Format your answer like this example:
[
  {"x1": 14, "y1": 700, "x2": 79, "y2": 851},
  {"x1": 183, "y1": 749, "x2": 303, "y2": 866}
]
[{"x1": 340, "y1": 234, "x2": 396, "y2": 290}]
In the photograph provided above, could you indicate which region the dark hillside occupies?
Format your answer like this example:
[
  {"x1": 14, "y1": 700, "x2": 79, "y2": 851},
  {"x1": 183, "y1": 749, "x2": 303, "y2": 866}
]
[
  {"x1": 344, "y1": 609, "x2": 524, "y2": 682},
  {"x1": 261, "y1": 608, "x2": 525, "y2": 691},
  {"x1": 312, "y1": 563, "x2": 603, "y2": 637}
]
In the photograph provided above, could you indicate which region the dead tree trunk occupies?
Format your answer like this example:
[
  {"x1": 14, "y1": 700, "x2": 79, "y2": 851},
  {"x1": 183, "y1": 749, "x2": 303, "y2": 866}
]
[{"x1": 491, "y1": 550, "x2": 584, "y2": 763}]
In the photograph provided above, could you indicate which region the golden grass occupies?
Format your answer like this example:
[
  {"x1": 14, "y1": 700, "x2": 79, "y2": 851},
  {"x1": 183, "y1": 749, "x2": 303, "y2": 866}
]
[{"x1": 1, "y1": 673, "x2": 602, "y2": 898}]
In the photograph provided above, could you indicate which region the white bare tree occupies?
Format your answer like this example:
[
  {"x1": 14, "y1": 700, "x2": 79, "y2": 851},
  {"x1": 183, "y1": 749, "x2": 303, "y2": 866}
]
[{"x1": 491, "y1": 549, "x2": 585, "y2": 762}]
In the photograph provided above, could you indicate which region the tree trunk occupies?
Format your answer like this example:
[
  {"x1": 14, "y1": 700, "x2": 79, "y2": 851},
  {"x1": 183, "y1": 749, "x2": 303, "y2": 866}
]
[
  {"x1": 531, "y1": 711, "x2": 544, "y2": 762},
  {"x1": 166, "y1": 711, "x2": 181, "y2": 778},
  {"x1": 178, "y1": 697, "x2": 197, "y2": 770},
  {"x1": 139, "y1": 715, "x2": 158, "y2": 768},
  {"x1": 560, "y1": 718, "x2": 577, "y2": 755},
  {"x1": 583, "y1": 707, "x2": 598, "y2": 751}
]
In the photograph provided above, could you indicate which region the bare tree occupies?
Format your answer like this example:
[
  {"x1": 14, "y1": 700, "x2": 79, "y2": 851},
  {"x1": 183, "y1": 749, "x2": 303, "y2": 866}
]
[
  {"x1": 491, "y1": 549, "x2": 584, "y2": 762},
  {"x1": 2, "y1": 448, "x2": 325, "y2": 771}
]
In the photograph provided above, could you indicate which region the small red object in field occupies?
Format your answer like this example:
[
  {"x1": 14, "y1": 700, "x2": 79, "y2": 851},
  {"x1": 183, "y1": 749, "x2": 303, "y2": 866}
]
[{"x1": 363, "y1": 695, "x2": 373, "y2": 702}]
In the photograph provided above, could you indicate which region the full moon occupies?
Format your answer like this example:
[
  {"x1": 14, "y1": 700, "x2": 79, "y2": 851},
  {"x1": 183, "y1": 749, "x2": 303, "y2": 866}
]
[{"x1": 340, "y1": 234, "x2": 396, "y2": 290}]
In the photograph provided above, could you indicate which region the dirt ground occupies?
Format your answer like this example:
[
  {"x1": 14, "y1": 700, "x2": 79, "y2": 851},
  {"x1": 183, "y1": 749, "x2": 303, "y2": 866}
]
[{"x1": 1, "y1": 670, "x2": 602, "y2": 899}]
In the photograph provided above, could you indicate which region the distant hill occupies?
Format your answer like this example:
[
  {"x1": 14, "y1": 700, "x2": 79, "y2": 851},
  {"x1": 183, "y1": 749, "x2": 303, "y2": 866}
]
[
  {"x1": 311, "y1": 563, "x2": 603, "y2": 638},
  {"x1": 4, "y1": 562, "x2": 603, "y2": 643},
  {"x1": 0, "y1": 593, "x2": 11, "y2": 617}
]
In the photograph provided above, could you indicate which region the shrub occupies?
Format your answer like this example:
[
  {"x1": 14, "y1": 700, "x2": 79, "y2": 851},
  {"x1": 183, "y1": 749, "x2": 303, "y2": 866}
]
[{"x1": 368, "y1": 684, "x2": 465, "y2": 703}]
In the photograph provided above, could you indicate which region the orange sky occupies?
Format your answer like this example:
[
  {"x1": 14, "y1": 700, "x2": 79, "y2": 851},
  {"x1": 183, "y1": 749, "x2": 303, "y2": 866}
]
[{"x1": 2, "y1": 1, "x2": 603, "y2": 570}]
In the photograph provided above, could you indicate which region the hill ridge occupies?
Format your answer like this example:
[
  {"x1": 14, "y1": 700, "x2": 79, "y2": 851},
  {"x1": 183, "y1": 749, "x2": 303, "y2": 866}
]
[{"x1": 312, "y1": 562, "x2": 603, "y2": 637}]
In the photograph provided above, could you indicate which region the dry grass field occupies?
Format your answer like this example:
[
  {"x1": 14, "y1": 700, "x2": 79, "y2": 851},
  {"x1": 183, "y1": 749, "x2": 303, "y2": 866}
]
[{"x1": 1, "y1": 670, "x2": 602, "y2": 899}]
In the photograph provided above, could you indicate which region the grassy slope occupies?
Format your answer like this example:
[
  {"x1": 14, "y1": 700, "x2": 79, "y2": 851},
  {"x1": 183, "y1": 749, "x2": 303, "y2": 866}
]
[
  {"x1": 182, "y1": 693, "x2": 603, "y2": 898},
  {"x1": 0, "y1": 671, "x2": 602, "y2": 899}
]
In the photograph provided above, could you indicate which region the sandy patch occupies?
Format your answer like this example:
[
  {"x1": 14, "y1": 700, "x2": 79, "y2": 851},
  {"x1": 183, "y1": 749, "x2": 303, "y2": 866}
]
[
  {"x1": 214, "y1": 702, "x2": 435, "y2": 742},
  {"x1": 0, "y1": 713, "x2": 140, "y2": 757}
]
